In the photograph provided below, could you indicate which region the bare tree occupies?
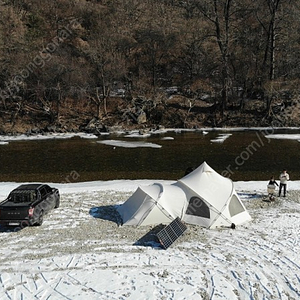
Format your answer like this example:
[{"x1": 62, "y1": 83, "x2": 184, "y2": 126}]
[
  {"x1": 255, "y1": 0, "x2": 282, "y2": 81},
  {"x1": 194, "y1": 0, "x2": 236, "y2": 114},
  {"x1": 254, "y1": 0, "x2": 295, "y2": 115}
]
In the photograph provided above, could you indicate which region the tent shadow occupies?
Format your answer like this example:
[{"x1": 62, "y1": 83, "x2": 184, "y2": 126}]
[
  {"x1": 134, "y1": 224, "x2": 165, "y2": 248},
  {"x1": 89, "y1": 205, "x2": 122, "y2": 225}
]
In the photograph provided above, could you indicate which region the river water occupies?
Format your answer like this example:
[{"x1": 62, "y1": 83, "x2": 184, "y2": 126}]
[{"x1": 0, "y1": 129, "x2": 300, "y2": 183}]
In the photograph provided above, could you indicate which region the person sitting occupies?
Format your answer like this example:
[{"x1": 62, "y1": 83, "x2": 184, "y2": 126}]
[{"x1": 267, "y1": 176, "x2": 278, "y2": 201}]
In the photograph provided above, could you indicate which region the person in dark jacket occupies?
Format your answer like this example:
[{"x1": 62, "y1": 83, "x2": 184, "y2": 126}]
[{"x1": 268, "y1": 176, "x2": 279, "y2": 187}]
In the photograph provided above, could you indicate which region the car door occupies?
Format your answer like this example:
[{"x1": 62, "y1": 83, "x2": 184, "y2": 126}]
[
  {"x1": 40, "y1": 186, "x2": 55, "y2": 213},
  {"x1": 46, "y1": 185, "x2": 57, "y2": 209}
]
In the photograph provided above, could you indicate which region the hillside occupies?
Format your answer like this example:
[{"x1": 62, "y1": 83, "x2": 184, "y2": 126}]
[{"x1": 1, "y1": 0, "x2": 300, "y2": 133}]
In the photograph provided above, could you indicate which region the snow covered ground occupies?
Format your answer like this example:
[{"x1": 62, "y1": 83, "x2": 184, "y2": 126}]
[
  {"x1": 0, "y1": 129, "x2": 300, "y2": 299},
  {"x1": 0, "y1": 180, "x2": 299, "y2": 300}
]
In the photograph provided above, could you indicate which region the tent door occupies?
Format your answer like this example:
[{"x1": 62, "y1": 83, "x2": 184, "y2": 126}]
[{"x1": 185, "y1": 196, "x2": 210, "y2": 219}]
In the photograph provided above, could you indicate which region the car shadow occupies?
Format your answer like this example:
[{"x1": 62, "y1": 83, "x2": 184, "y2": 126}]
[
  {"x1": 89, "y1": 205, "x2": 122, "y2": 225},
  {"x1": 0, "y1": 224, "x2": 27, "y2": 233}
]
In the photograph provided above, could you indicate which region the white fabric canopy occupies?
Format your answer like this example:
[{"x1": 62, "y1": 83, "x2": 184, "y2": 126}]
[
  {"x1": 118, "y1": 162, "x2": 252, "y2": 229},
  {"x1": 117, "y1": 183, "x2": 187, "y2": 226}
]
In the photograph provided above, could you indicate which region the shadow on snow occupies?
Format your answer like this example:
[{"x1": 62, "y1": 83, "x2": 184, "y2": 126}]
[
  {"x1": 89, "y1": 204, "x2": 163, "y2": 248},
  {"x1": 89, "y1": 204, "x2": 122, "y2": 225}
]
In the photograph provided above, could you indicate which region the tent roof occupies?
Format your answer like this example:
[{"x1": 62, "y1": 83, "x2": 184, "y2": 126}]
[{"x1": 178, "y1": 161, "x2": 234, "y2": 211}]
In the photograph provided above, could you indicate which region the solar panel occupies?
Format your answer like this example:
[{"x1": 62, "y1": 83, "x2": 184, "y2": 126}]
[{"x1": 156, "y1": 217, "x2": 187, "y2": 249}]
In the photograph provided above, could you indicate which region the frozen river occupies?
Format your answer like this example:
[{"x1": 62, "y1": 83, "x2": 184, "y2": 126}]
[{"x1": 0, "y1": 128, "x2": 300, "y2": 182}]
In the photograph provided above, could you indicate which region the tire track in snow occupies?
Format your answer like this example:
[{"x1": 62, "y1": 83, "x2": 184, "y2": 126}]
[
  {"x1": 200, "y1": 225, "x2": 300, "y2": 300},
  {"x1": 0, "y1": 273, "x2": 14, "y2": 299},
  {"x1": 35, "y1": 272, "x2": 72, "y2": 300}
]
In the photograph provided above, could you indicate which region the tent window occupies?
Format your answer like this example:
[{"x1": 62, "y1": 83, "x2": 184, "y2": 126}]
[
  {"x1": 229, "y1": 195, "x2": 245, "y2": 217},
  {"x1": 185, "y1": 197, "x2": 210, "y2": 219}
]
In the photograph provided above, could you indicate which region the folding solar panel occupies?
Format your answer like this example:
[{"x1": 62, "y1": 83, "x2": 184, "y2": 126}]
[{"x1": 157, "y1": 217, "x2": 187, "y2": 249}]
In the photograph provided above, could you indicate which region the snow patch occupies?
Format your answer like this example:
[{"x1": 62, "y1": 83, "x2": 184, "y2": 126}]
[{"x1": 97, "y1": 140, "x2": 162, "y2": 148}]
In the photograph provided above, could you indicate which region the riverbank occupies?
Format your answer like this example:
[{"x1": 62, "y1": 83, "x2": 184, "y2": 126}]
[{"x1": 2, "y1": 95, "x2": 300, "y2": 136}]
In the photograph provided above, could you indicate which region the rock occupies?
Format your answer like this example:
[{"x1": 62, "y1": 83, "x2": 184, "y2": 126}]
[
  {"x1": 45, "y1": 125, "x2": 57, "y2": 133},
  {"x1": 29, "y1": 127, "x2": 41, "y2": 134},
  {"x1": 83, "y1": 118, "x2": 108, "y2": 134},
  {"x1": 137, "y1": 110, "x2": 147, "y2": 124}
]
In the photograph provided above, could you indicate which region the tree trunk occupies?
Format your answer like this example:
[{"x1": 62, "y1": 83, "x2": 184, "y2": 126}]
[
  {"x1": 100, "y1": 73, "x2": 109, "y2": 116},
  {"x1": 213, "y1": 0, "x2": 231, "y2": 114},
  {"x1": 56, "y1": 82, "x2": 62, "y2": 121},
  {"x1": 262, "y1": 0, "x2": 280, "y2": 81}
]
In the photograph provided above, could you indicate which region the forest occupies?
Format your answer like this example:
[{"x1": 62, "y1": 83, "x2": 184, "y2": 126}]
[{"x1": 0, "y1": 0, "x2": 300, "y2": 134}]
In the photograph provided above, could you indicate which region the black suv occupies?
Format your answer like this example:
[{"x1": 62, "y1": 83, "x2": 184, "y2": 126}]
[{"x1": 0, "y1": 184, "x2": 60, "y2": 227}]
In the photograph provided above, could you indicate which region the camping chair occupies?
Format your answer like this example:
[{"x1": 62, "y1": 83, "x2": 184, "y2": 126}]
[{"x1": 267, "y1": 184, "x2": 276, "y2": 201}]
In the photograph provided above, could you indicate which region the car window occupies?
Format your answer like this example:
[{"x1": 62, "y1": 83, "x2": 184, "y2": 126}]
[
  {"x1": 44, "y1": 185, "x2": 52, "y2": 194},
  {"x1": 9, "y1": 190, "x2": 36, "y2": 203},
  {"x1": 40, "y1": 186, "x2": 52, "y2": 198},
  {"x1": 40, "y1": 187, "x2": 48, "y2": 198}
]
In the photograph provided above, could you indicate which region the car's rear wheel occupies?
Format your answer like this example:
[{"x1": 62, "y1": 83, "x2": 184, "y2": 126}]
[
  {"x1": 36, "y1": 211, "x2": 44, "y2": 226},
  {"x1": 55, "y1": 198, "x2": 60, "y2": 208}
]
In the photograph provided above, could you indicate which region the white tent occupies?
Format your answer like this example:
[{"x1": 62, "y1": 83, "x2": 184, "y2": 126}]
[
  {"x1": 178, "y1": 162, "x2": 252, "y2": 229},
  {"x1": 117, "y1": 162, "x2": 251, "y2": 229},
  {"x1": 117, "y1": 182, "x2": 187, "y2": 226}
]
